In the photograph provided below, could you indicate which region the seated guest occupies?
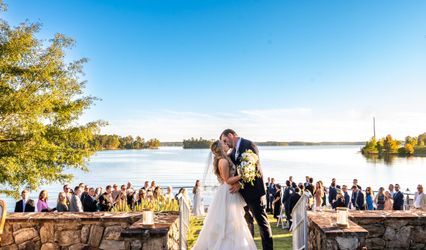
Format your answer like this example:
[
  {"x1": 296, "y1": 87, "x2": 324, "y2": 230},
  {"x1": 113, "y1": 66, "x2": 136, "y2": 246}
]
[
  {"x1": 82, "y1": 187, "x2": 98, "y2": 212},
  {"x1": 99, "y1": 185, "x2": 114, "y2": 211},
  {"x1": 365, "y1": 187, "x2": 375, "y2": 210},
  {"x1": 351, "y1": 185, "x2": 364, "y2": 210},
  {"x1": 56, "y1": 192, "x2": 69, "y2": 212},
  {"x1": 37, "y1": 190, "x2": 50, "y2": 212},
  {"x1": 342, "y1": 185, "x2": 350, "y2": 208},
  {"x1": 414, "y1": 184, "x2": 426, "y2": 209},
  {"x1": 15, "y1": 190, "x2": 35, "y2": 212},
  {"x1": 135, "y1": 189, "x2": 147, "y2": 205},
  {"x1": 393, "y1": 184, "x2": 404, "y2": 210},
  {"x1": 69, "y1": 186, "x2": 84, "y2": 212},
  {"x1": 332, "y1": 190, "x2": 346, "y2": 209}
]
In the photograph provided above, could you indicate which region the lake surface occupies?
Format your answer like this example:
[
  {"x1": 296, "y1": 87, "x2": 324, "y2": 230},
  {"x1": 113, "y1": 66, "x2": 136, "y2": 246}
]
[{"x1": 2, "y1": 145, "x2": 426, "y2": 211}]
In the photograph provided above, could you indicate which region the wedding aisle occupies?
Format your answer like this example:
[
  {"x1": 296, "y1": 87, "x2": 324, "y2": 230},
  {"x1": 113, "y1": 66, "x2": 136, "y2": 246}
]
[{"x1": 188, "y1": 214, "x2": 292, "y2": 250}]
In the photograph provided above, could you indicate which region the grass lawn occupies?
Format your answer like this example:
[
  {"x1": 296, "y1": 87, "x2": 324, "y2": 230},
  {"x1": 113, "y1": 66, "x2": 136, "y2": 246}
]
[{"x1": 188, "y1": 214, "x2": 292, "y2": 250}]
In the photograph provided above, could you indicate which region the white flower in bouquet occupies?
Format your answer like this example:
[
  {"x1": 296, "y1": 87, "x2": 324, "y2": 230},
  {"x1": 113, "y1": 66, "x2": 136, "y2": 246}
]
[{"x1": 238, "y1": 149, "x2": 261, "y2": 189}]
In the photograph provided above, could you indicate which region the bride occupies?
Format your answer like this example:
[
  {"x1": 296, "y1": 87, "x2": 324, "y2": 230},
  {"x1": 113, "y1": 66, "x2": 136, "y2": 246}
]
[{"x1": 192, "y1": 140, "x2": 257, "y2": 250}]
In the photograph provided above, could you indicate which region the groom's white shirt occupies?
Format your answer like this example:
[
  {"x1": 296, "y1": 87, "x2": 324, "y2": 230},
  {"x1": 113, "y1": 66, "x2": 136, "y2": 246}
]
[{"x1": 235, "y1": 137, "x2": 242, "y2": 159}]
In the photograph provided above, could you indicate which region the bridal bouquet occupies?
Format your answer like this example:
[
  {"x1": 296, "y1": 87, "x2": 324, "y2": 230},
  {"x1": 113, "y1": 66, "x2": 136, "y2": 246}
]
[{"x1": 238, "y1": 150, "x2": 261, "y2": 189}]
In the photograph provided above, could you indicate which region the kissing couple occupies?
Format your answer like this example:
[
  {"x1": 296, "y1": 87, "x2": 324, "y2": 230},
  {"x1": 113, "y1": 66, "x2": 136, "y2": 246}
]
[{"x1": 192, "y1": 129, "x2": 273, "y2": 250}]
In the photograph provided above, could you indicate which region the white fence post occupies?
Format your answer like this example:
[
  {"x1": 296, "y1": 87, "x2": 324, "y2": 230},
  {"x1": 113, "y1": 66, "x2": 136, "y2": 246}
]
[
  {"x1": 179, "y1": 197, "x2": 190, "y2": 250},
  {"x1": 290, "y1": 193, "x2": 310, "y2": 250}
]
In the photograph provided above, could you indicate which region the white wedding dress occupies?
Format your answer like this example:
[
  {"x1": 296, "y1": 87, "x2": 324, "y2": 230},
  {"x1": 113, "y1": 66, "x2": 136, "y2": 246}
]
[{"x1": 192, "y1": 182, "x2": 257, "y2": 250}]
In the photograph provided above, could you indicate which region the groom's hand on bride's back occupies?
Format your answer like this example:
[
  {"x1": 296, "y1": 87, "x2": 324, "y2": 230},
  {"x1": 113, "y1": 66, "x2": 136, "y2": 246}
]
[{"x1": 229, "y1": 182, "x2": 241, "y2": 193}]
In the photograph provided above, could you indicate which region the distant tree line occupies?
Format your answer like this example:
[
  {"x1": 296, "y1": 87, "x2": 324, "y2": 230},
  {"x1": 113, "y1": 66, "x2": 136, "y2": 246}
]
[
  {"x1": 89, "y1": 135, "x2": 160, "y2": 150},
  {"x1": 362, "y1": 132, "x2": 426, "y2": 157},
  {"x1": 183, "y1": 137, "x2": 213, "y2": 149}
]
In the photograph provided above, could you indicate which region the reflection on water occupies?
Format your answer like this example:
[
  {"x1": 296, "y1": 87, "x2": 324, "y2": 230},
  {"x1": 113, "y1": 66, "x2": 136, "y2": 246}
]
[{"x1": 1, "y1": 145, "x2": 426, "y2": 211}]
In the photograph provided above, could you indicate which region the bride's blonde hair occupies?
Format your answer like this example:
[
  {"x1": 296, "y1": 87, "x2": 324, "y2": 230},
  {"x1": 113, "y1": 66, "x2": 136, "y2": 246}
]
[{"x1": 210, "y1": 140, "x2": 228, "y2": 178}]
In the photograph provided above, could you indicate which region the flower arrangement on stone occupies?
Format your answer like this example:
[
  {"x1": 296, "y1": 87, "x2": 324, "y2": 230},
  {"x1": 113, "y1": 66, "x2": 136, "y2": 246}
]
[{"x1": 238, "y1": 149, "x2": 261, "y2": 189}]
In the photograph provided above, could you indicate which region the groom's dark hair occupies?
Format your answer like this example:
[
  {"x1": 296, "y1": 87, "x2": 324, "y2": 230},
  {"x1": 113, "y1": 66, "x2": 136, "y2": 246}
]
[{"x1": 220, "y1": 129, "x2": 237, "y2": 138}]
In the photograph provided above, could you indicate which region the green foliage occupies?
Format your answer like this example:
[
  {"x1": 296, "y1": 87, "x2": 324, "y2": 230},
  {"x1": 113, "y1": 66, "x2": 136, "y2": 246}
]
[
  {"x1": 89, "y1": 134, "x2": 160, "y2": 150},
  {"x1": 363, "y1": 133, "x2": 426, "y2": 158},
  {"x1": 110, "y1": 199, "x2": 179, "y2": 213},
  {"x1": 384, "y1": 134, "x2": 399, "y2": 154},
  {"x1": 0, "y1": 5, "x2": 104, "y2": 198},
  {"x1": 183, "y1": 137, "x2": 213, "y2": 149}
]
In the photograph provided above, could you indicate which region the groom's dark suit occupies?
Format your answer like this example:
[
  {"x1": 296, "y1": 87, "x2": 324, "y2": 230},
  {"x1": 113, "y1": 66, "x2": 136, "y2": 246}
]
[{"x1": 230, "y1": 138, "x2": 273, "y2": 250}]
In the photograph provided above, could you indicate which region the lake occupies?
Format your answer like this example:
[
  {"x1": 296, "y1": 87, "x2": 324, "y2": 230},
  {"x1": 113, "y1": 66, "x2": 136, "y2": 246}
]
[{"x1": 2, "y1": 145, "x2": 426, "y2": 211}]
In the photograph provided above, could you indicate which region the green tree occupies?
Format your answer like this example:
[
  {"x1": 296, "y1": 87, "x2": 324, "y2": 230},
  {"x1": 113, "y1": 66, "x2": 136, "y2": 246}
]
[
  {"x1": 383, "y1": 135, "x2": 399, "y2": 154},
  {"x1": 0, "y1": 3, "x2": 103, "y2": 197},
  {"x1": 146, "y1": 138, "x2": 160, "y2": 149}
]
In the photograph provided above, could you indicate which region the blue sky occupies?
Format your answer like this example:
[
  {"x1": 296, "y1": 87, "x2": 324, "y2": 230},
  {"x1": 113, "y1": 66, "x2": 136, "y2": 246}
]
[{"x1": 4, "y1": 0, "x2": 426, "y2": 141}]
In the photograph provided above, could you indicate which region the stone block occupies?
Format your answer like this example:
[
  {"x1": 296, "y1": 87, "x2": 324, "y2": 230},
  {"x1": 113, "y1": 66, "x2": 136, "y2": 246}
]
[
  {"x1": 335, "y1": 237, "x2": 359, "y2": 250},
  {"x1": 13, "y1": 228, "x2": 38, "y2": 245},
  {"x1": 88, "y1": 225, "x2": 104, "y2": 247},
  {"x1": 80, "y1": 225, "x2": 91, "y2": 244},
  {"x1": 99, "y1": 240, "x2": 125, "y2": 250},
  {"x1": 362, "y1": 224, "x2": 385, "y2": 238},
  {"x1": 0, "y1": 244, "x2": 18, "y2": 250},
  {"x1": 103, "y1": 226, "x2": 122, "y2": 241},
  {"x1": 40, "y1": 223, "x2": 54, "y2": 243},
  {"x1": 1, "y1": 233, "x2": 15, "y2": 246},
  {"x1": 40, "y1": 242, "x2": 60, "y2": 250},
  {"x1": 68, "y1": 243, "x2": 90, "y2": 250},
  {"x1": 56, "y1": 230, "x2": 81, "y2": 247}
]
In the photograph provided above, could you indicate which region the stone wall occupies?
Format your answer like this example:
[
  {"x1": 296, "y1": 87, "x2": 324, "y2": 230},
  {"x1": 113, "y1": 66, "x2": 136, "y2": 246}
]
[
  {"x1": 350, "y1": 210, "x2": 426, "y2": 250},
  {"x1": 0, "y1": 212, "x2": 180, "y2": 250},
  {"x1": 308, "y1": 210, "x2": 426, "y2": 250}
]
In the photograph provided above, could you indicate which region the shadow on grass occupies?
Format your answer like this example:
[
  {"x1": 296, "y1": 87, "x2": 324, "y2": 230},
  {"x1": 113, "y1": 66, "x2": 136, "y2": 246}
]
[{"x1": 188, "y1": 214, "x2": 292, "y2": 250}]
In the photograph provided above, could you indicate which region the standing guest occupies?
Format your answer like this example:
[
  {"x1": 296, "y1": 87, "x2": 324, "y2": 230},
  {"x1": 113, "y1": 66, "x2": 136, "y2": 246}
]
[
  {"x1": 176, "y1": 188, "x2": 191, "y2": 207},
  {"x1": 192, "y1": 180, "x2": 204, "y2": 216},
  {"x1": 143, "y1": 181, "x2": 150, "y2": 190},
  {"x1": 328, "y1": 178, "x2": 337, "y2": 205},
  {"x1": 99, "y1": 185, "x2": 114, "y2": 211},
  {"x1": 37, "y1": 190, "x2": 50, "y2": 212},
  {"x1": 69, "y1": 186, "x2": 84, "y2": 212},
  {"x1": 95, "y1": 187, "x2": 103, "y2": 199},
  {"x1": 272, "y1": 184, "x2": 282, "y2": 221},
  {"x1": 56, "y1": 192, "x2": 69, "y2": 212},
  {"x1": 82, "y1": 187, "x2": 98, "y2": 212},
  {"x1": 112, "y1": 184, "x2": 120, "y2": 201},
  {"x1": 384, "y1": 191, "x2": 393, "y2": 210},
  {"x1": 319, "y1": 180, "x2": 327, "y2": 207},
  {"x1": 388, "y1": 184, "x2": 395, "y2": 197},
  {"x1": 266, "y1": 177, "x2": 271, "y2": 212},
  {"x1": 149, "y1": 181, "x2": 156, "y2": 192},
  {"x1": 282, "y1": 180, "x2": 293, "y2": 227},
  {"x1": 342, "y1": 185, "x2": 351, "y2": 208},
  {"x1": 393, "y1": 184, "x2": 404, "y2": 210},
  {"x1": 116, "y1": 189, "x2": 128, "y2": 207},
  {"x1": 351, "y1": 185, "x2": 365, "y2": 210},
  {"x1": 305, "y1": 177, "x2": 314, "y2": 195},
  {"x1": 332, "y1": 190, "x2": 346, "y2": 209},
  {"x1": 353, "y1": 179, "x2": 362, "y2": 189},
  {"x1": 314, "y1": 181, "x2": 324, "y2": 208},
  {"x1": 374, "y1": 187, "x2": 386, "y2": 210},
  {"x1": 267, "y1": 178, "x2": 276, "y2": 213},
  {"x1": 288, "y1": 176, "x2": 293, "y2": 185},
  {"x1": 304, "y1": 176, "x2": 310, "y2": 189},
  {"x1": 63, "y1": 184, "x2": 72, "y2": 205},
  {"x1": 164, "y1": 186, "x2": 174, "y2": 202},
  {"x1": 126, "y1": 184, "x2": 136, "y2": 208},
  {"x1": 15, "y1": 190, "x2": 35, "y2": 212},
  {"x1": 127, "y1": 181, "x2": 135, "y2": 195},
  {"x1": 288, "y1": 185, "x2": 303, "y2": 228},
  {"x1": 365, "y1": 187, "x2": 375, "y2": 210},
  {"x1": 414, "y1": 185, "x2": 426, "y2": 209}
]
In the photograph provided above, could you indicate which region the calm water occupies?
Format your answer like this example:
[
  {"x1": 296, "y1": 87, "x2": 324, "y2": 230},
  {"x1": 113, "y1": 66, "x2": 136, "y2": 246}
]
[{"x1": 2, "y1": 145, "x2": 426, "y2": 211}]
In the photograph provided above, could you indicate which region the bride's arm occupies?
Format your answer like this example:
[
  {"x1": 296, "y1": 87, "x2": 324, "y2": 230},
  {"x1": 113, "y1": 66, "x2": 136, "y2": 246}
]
[{"x1": 219, "y1": 159, "x2": 241, "y2": 185}]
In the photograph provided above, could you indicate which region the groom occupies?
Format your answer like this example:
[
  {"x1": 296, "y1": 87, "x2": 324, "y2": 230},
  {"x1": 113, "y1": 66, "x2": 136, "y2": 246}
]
[{"x1": 220, "y1": 129, "x2": 273, "y2": 250}]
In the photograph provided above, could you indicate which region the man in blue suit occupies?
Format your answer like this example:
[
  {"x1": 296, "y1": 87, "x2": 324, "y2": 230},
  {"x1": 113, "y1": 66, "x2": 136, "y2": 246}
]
[
  {"x1": 393, "y1": 184, "x2": 404, "y2": 210},
  {"x1": 342, "y1": 185, "x2": 351, "y2": 208},
  {"x1": 351, "y1": 185, "x2": 365, "y2": 210}
]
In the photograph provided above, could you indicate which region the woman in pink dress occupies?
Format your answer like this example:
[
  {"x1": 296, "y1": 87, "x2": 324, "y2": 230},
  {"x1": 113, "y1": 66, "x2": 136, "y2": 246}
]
[{"x1": 37, "y1": 190, "x2": 49, "y2": 212}]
